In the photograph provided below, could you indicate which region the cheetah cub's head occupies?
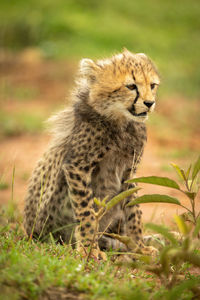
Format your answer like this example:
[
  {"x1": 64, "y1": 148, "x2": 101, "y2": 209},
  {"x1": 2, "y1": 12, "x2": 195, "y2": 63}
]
[{"x1": 79, "y1": 49, "x2": 160, "y2": 123}]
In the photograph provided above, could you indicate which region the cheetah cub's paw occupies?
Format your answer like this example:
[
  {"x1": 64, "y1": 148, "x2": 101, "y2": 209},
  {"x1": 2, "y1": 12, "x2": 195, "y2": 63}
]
[
  {"x1": 90, "y1": 248, "x2": 107, "y2": 261},
  {"x1": 78, "y1": 246, "x2": 107, "y2": 261},
  {"x1": 141, "y1": 245, "x2": 159, "y2": 256}
]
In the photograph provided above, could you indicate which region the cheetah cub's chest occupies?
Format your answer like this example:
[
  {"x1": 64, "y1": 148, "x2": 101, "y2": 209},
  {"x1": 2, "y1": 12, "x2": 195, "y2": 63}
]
[{"x1": 91, "y1": 150, "x2": 131, "y2": 200}]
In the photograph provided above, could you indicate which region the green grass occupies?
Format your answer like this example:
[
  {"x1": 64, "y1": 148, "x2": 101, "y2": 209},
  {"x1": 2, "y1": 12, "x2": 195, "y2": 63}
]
[
  {"x1": 1, "y1": 0, "x2": 200, "y2": 97},
  {"x1": 0, "y1": 214, "x2": 151, "y2": 300},
  {"x1": 0, "y1": 206, "x2": 200, "y2": 300}
]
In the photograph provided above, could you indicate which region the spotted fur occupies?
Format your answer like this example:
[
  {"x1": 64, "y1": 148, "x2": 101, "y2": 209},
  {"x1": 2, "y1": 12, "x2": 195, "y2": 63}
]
[{"x1": 24, "y1": 49, "x2": 160, "y2": 259}]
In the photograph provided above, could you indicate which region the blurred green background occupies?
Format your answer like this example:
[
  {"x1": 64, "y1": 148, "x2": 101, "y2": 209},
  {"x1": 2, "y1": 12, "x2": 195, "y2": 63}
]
[{"x1": 1, "y1": 0, "x2": 200, "y2": 97}]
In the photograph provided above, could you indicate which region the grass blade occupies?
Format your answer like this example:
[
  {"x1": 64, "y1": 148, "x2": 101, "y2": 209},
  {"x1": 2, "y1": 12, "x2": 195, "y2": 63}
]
[
  {"x1": 11, "y1": 165, "x2": 15, "y2": 203},
  {"x1": 127, "y1": 176, "x2": 180, "y2": 190},
  {"x1": 127, "y1": 194, "x2": 181, "y2": 207}
]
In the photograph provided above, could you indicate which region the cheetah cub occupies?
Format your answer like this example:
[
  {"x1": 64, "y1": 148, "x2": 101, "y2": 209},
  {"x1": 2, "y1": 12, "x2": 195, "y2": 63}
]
[{"x1": 24, "y1": 49, "x2": 160, "y2": 260}]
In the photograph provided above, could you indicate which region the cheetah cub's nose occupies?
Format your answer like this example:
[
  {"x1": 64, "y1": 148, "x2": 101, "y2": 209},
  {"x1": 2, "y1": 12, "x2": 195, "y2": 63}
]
[{"x1": 143, "y1": 101, "x2": 155, "y2": 108}]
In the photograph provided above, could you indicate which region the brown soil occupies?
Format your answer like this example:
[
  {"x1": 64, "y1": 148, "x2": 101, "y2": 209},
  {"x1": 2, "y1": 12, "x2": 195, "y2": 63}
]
[{"x1": 0, "y1": 52, "x2": 199, "y2": 227}]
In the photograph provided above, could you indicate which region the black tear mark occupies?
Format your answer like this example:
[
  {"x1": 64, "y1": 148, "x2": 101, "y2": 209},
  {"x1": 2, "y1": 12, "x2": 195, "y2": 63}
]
[{"x1": 134, "y1": 86, "x2": 140, "y2": 104}]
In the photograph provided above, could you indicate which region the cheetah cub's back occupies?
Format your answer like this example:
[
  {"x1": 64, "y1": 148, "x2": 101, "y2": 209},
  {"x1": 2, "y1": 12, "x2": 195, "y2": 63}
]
[{"x1": 24, "y1": 49, "x2": 160, "y2": 260}]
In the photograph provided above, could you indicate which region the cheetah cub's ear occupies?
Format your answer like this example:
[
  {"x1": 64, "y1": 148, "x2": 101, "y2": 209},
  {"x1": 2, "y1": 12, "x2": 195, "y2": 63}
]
[
  {"x1": 137, "y1": 53, "x2": 148, "y2": 58},
  {"x1": 80, "y1": 58, "x2": 95, "y2": 75},
  {"x1": 79, "y1": 58, "x2": 100, "y2": 83},
  {"x1": 122, "y1": 47, "x2": 132, "y2": 55}
]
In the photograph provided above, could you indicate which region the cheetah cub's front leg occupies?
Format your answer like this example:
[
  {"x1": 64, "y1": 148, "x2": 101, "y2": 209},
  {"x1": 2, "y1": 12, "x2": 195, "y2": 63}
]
[
  {"x1": 123, "y1": 174, "x2": 158, "y2": 256},
  {"x1": 62, "y1": 125, "x2": 108, "y2": 260},
  {"x1": 124, "y1": 202, "x2": 158, "y2": 255}
]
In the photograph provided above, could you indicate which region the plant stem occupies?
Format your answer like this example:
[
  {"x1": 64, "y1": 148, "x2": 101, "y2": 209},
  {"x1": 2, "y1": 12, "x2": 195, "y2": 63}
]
[
  {"x1": 11, "y1": 165, "x2": 15, "y2": 203},
  {"x1": 179, "y1": 188, "x2": 197, "y2": 225},
  {"x1": 179, "y1": 204, "x2": 192, "y2": 215},
  {"x1": 191, "y1": 198, "x2": 196, "y2": 224}
]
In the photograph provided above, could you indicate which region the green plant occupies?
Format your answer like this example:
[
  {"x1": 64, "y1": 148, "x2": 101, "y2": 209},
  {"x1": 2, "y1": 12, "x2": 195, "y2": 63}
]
[
  {"x1": 113, "y1": 215, "x2": 200, "y2": 298},
  {"x1": 127, "y1": 156, "x2": 200, "y2": 228},
  {"x1": 143, "y1": 218, "x2": 200, "y2": 288},
  {"x1": 107, "y1": 157, "x2": 200, "y2": 296}
]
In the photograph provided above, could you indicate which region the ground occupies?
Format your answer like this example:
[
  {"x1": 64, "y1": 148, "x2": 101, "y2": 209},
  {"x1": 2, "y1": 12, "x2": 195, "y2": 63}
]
[{"x1": 0, "y1": 53, "x2": 199, "y2": 227}]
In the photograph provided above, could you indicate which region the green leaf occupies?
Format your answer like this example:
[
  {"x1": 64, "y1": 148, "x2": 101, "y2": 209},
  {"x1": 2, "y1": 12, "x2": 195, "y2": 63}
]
[
  {"x1": 184, "y1": 191, "x2": 196, "y2": 200},
  {"x1": 185, "y1": 164, "x2": 192, "y2": 180},
  {"x1": 127, "y1": 176, "x2": 180, "y2": 190},
  {"x1": 106, "y1": 187, "x2": 141, "y2": 210},
  {"x1": 192, "y1": 156, "x2": 200, "y2": 181},
  {"x1": 193, "y1": 217, "x2": 200, "y2": 238},
  {"x1": 127, "y1": 194, "x2": 181, "y2": 207},
  {"x1": 145, "y1": 223, "x2": 179, "y2": 246},
  {"x1": 174, "y1": 215, "x2": 189, "y2": 235},
  {"x1": 171, "y1": 163, "x2": 186, "y2": 181},
  {"x1": 188, "y1": 178, "x2": 200, "y2": 193},
  {"x1": 94, "y1": 197, "x2": 101, "y2": 206},
  {"x1": 49, "y1": 232, "x2": 56, "y2": 245}
]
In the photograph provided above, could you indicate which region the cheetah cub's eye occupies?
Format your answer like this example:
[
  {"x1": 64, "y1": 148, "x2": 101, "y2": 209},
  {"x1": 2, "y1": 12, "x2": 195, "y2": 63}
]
[
  {"x1": 126, "y1": 84, "x2": 137, "y2": 91},
  {"x1": 150, "y1": 83, "x2": 156, "y2": 90}
]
